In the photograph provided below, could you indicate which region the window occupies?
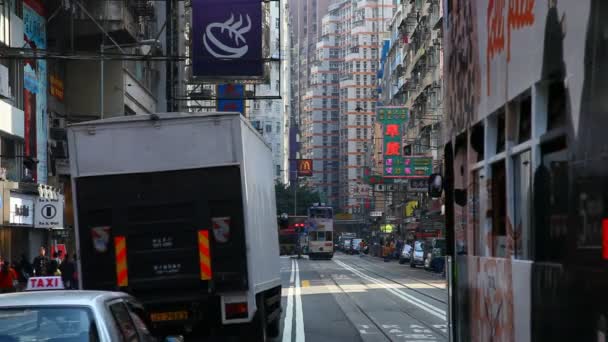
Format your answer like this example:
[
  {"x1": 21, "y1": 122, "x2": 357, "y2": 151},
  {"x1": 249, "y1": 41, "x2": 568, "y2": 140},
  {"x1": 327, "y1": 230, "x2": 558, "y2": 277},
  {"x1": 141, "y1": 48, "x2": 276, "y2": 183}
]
[
  {"x1": 276, "y1": 165, "x2": 281, "y2": 176},
  {"x1": 512, "y1": 151, "x2": 532, "y2": 259},
  {"x1": 491, "y1": 161, "x2": 507, "y2": 257},
  {"x1": 254, "y1": 102, "x2": 260, "y2": 110},
  {"x1": 126, "y1": 301, "x2": 156, "y2": 342},
  {"x1": 110, "y1": 302, "x2": 138, "y2": 342},
  {"x1": 265, "y1": 124, "x2": 272, "y2": 133},
  {"x1": 276, "y1": 18, "x2": 280, "y2": 29},
  {"x1": 0, "y1": 307, "x2": 99, "y2": 341},
  {"x1": 276, "y1": 122, "x2": 281, "y2": 133}
]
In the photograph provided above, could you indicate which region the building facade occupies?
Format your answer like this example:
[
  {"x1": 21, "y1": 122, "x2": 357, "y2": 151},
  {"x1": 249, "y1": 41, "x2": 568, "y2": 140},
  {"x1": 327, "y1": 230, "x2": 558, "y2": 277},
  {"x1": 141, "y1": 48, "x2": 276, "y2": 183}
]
[
  {"x1": 288, "y1": 0, "x2": 331, "y2": 185},
  {"x1": 300, "y1": 4, "x2": 342, "y2": 205},
  {"x1": 371, "y1": 0, "x2": 443, "y2": 236},
  {"x1": 444, "y1": 1, "x2": 608, "y2": 341},
  {"x1": 334, "y1": 0, "x2": 395, "y2": 213},
  {"x1": 0, "y1": 0, "x2": 171, "y2": 262},
  {"x1": 249, "y1": 1, "x2": 290, "y2": 183}
]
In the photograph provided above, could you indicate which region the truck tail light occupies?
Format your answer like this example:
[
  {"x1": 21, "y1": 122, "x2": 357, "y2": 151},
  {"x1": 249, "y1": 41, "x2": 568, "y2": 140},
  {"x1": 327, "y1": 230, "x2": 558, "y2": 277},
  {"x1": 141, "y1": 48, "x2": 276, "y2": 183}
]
[
  {"x1": 324, "y1": 242, "x2": 333, "y2": 247},
  {"x1": 198, "y1": 230, "x2": 212, "y2": 280},
  {"x1": 114, "y1": 236, "x2": 128, "y2": 287},
  {"x1": 225, "y1": 302, "x2": 248, "y2": 320}
]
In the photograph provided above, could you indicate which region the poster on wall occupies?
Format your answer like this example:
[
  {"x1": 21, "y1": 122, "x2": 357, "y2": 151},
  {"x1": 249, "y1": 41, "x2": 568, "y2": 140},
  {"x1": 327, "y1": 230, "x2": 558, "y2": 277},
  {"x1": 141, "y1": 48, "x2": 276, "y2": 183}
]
[
  {"x1": 23, "y1": 0, "x2": 47, "y2": 184},
  {"x1": 9, "y1": 193, "x2": 35, "y2": 226},
  {"x1": 191, "y1": 0, "x2": 263, "y2": 78}
]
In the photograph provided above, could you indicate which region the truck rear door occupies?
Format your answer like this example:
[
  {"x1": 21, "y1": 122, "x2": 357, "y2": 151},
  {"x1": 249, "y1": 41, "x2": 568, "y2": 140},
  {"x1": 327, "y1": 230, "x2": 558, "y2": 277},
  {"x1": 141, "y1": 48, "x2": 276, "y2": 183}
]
[{"x1": 75, "y1": 166, "x2": 249, "y2": 298}]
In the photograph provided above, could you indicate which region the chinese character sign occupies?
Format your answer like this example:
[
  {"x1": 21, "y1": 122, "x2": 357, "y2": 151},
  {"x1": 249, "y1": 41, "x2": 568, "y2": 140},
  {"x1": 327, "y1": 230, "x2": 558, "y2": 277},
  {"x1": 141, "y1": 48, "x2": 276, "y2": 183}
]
[
  {"x1": 376, "y1": 106, "x2": 408, "y2": 123},
  {"x1": 385, "y1": 156, "x2": 434, "y2": 178},
  {"x1": 382, "y1": 116, "x2": 405, "y2": 177}
]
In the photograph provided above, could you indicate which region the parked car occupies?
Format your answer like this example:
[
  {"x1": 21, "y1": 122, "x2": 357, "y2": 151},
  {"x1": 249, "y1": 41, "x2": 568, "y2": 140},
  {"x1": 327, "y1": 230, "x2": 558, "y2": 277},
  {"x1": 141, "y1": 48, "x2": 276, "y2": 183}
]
[
  {"x1": 410, "y1": 241, "x2": 426, "y2": 268},
  {"x1": 399, "y1": 243, "x2": 412, "y2": 264},
  {"x1": 343, "y1": 239, "x2": 353, "y2": 253},
  {"x1": 351, "y1": 238, "x2": 363, "y2": 254},
  {"x1": 0, "y1": 285, "x2": 181, "y2": 341},
  {"x1": 425, "y1": 238, "x2": 446, "y2": 272}
]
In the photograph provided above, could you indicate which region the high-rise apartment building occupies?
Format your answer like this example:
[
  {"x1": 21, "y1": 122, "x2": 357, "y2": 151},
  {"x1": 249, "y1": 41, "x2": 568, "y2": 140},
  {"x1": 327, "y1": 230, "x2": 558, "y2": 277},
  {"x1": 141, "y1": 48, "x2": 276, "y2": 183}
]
[
  {"x1": 300, "y1": 4, "x2": 342, "y2": 205},
  {"x1": 333, "y1": 0, "x2": 396, "y2": 212},
  {"x1": 249, "y1": 1, "x2": 290, "y2": 183},
  {"x1": 288, "y1": 0, "x2": 331, "y2": 184}
]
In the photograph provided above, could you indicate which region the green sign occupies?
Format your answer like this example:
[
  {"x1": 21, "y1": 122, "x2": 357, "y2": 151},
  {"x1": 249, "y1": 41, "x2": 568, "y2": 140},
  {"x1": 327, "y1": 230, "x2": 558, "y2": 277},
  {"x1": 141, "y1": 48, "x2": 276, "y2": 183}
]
[
  {"x1": 383, "y1": 115, "x2": 405, "y2": 177},
  {"x1": 385, "y1": 156, "x2": 433, "y2": 178},
  {"x1": 377, "y1": 106, "x2": 408, "y2": 123}
]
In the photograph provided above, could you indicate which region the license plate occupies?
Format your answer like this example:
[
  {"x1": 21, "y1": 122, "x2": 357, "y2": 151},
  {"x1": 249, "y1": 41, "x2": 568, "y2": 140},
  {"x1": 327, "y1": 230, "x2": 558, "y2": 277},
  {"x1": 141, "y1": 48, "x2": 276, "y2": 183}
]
[{"x1": 150, "y1": 311, "x2": 189, "y2": 322}]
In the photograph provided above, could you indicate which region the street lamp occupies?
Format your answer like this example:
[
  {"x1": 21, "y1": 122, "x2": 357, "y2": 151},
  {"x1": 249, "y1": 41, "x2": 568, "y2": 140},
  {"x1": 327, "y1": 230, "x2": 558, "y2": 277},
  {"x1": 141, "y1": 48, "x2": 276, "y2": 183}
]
[{"x1": 100, "y1": 39, "x2": 159, "y2": 118}]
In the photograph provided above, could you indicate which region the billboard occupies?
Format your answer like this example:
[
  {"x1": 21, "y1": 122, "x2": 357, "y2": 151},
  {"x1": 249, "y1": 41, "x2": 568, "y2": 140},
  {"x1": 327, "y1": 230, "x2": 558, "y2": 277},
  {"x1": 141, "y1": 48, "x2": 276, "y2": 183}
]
[
  {"x1": 217, "y1": 84, "x2": 244, "y2": 113},
  {"x1": 192, "y1": 0, "x2": 263, "y2": 78},
  {"x1": 23, "y1": 0, "x2": 47, "y2": 184},
  {"x1": 297, "y1": 159, "x2": 313, "y2": 177}
]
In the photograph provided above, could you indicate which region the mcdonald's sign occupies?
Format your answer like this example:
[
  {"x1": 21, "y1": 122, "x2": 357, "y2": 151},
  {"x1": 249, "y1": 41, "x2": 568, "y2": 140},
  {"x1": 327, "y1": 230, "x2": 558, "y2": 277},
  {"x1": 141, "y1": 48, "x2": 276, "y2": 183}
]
[{"x1": 297, "y1": 159, "x2": 313, "y2": 177}]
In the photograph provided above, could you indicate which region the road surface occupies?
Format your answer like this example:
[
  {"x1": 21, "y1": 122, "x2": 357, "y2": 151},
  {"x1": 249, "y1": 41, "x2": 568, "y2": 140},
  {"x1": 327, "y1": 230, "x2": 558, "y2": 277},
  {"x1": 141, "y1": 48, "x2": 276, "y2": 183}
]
[{"x1": 278, "y1": 252, "x2": 448, "y2": 342}]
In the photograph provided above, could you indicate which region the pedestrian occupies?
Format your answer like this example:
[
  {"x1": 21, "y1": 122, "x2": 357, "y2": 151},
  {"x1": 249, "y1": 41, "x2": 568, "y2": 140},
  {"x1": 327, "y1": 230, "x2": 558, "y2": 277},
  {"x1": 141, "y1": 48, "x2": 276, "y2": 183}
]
[
  {"x1": 59, "y1": 253, "x2": 76, "y2": 289},
  {"x1": 32, "y1": 246, "x2": 50, "y2": 276},
  {"x1": 48, "y1": 256, "x2": 61, "y2": 277},
  {"x1": 54, "y1": 250, "x2": 63, "y2": 266},
  {"x1": 0, "y1": 257, "x2": 17, "y2": 293},
  {"x1": 359, "y1": 240, "x2": 365, "y2": 257}
]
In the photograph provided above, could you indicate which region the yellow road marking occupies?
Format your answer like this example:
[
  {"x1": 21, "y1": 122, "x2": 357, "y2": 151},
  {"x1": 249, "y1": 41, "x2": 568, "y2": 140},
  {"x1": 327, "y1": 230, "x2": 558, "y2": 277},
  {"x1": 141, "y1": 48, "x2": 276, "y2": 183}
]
[{"x1": 301, "y1": 280, "x2": 310, "y2": 287}]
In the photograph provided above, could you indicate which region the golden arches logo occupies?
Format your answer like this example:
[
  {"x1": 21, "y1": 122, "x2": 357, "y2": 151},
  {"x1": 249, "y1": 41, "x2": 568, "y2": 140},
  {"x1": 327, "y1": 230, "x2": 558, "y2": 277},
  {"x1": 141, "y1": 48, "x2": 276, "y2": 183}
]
[{"x1": 298, "y1": 159, "x2": 313, "y2": 175}]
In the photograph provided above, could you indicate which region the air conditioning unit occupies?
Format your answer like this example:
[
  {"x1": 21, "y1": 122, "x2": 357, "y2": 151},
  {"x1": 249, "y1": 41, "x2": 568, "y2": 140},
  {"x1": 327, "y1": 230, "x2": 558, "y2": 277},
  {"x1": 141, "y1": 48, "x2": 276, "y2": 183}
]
[
  {"x1": 375, "y1": 184, "x2": 385, "y2": 191},
  {"x1": 386, "y1": 184, "x2": 397, "y2": 191}
]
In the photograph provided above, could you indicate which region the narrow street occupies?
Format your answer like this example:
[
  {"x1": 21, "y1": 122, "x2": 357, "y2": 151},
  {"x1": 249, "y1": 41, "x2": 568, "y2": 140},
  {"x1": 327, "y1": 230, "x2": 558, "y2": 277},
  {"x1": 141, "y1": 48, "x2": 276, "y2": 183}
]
[{"x1": 279, "y1": 253, "x2": 448, "y2": 342}]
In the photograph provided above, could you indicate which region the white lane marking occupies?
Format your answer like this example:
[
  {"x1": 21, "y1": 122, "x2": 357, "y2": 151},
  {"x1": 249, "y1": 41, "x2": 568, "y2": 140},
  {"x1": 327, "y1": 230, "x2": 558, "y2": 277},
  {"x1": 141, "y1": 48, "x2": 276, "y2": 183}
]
[
  {"x1": 334, "y1": 259, "x2": 447, "y2": 321},
  {"x1": 294, "y1": 260, "x2": 305, "y2": 342},
  {"x1": 282, "y1": 259, "x2": 295, "y2": 342}
]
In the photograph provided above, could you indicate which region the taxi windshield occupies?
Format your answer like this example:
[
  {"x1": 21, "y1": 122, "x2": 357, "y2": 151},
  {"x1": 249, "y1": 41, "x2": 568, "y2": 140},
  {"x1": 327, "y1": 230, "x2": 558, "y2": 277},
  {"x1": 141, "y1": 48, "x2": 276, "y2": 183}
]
[{"x1": 0, "y1": 307, "x2": 98, "y2": 342}]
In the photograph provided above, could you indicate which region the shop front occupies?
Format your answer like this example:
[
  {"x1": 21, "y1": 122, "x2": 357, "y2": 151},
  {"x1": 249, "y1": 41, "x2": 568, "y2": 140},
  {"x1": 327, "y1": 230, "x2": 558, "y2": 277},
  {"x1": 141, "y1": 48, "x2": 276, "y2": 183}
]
[{"x1": 0, "y1": 182, "x2": 65, "y2": 264}]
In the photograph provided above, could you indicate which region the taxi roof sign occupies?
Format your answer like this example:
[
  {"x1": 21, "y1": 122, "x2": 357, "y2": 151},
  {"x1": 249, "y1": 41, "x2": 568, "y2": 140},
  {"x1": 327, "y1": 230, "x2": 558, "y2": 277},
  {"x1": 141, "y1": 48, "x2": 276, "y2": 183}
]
[{"x1": 26, "y1": 276, "x2": 65, "y2": 291}]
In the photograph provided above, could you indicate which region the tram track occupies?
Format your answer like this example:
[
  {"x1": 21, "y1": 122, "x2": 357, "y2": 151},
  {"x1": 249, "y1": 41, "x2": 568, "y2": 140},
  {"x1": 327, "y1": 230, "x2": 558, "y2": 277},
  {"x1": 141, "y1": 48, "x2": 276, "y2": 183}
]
[
  {"x1": 310, "y1": 258, "x2": 448, "y2": 341},
  {"x1": 340, "y1": 255, "x2": 447, "y2": 305}
]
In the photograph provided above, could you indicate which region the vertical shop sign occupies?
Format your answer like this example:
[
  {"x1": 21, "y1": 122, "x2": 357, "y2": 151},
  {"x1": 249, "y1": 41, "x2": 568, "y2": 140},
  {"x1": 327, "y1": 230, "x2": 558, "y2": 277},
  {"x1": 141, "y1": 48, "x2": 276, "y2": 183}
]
[
  {"x1": 23, "y1": 0, "x2": 47, "y2": 184},
  {"x1": 380, "y1": 108, "x2": 407, "y2": 177}
]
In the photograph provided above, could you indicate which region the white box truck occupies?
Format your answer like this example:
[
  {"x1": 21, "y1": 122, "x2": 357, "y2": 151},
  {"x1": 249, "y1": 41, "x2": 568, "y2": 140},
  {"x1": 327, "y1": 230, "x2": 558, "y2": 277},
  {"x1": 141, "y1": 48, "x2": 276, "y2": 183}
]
[{"x1": 68, "y1": 112, "x2": 282, "y2": 339}]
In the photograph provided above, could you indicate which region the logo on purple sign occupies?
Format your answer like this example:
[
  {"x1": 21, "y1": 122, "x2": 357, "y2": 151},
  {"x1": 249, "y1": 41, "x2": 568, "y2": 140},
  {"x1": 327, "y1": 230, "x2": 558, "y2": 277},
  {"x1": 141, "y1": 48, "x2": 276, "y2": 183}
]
[{"x1": 192, "y1": 0, "x2": 262, "y2": 77}]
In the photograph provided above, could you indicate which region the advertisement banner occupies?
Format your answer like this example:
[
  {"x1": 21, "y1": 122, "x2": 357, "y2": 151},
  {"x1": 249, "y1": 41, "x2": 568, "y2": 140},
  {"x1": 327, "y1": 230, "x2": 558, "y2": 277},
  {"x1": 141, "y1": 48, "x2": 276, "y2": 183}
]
[
  {"x1": 9, "y1": 193, "x2": 34, "y2": 226},
  {"x1": 23, "y1": 0, "x2": 47, "y2": 184},
  {"x1": 297, "y1": 159, "x2": 313, "y2": 177},
  {"x1": 382, "y1": 115, "x2": 405, "y2": 177},
  {"x1": 217, "y1": 84, "x2": 244, "y2": 113},
  {"x1": 192, "y1": 0, "x2": 263, "y2": 77}
]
